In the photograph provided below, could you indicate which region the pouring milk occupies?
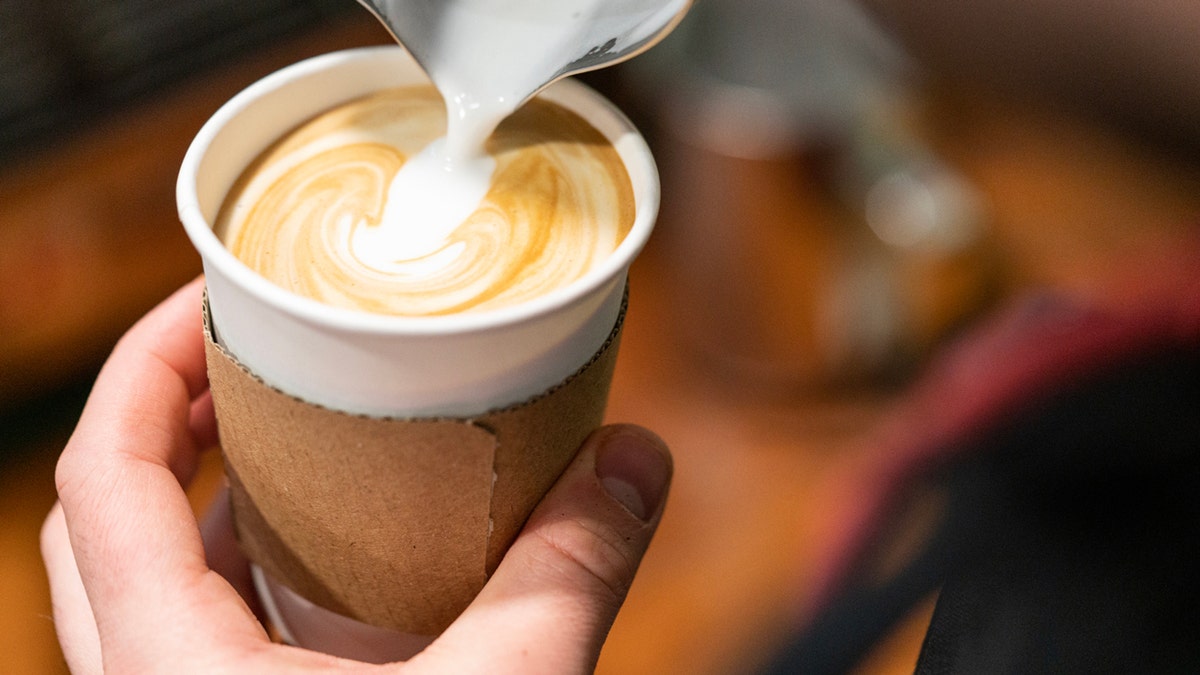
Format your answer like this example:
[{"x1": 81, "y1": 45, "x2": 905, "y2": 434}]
[{"x1": 351, "y1": 0, "x2": 690, "y2": 271}]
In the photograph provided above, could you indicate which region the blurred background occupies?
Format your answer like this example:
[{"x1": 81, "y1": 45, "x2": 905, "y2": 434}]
[{"x1": 2, "y1": 0, "x2": 1198, "y2": 673}]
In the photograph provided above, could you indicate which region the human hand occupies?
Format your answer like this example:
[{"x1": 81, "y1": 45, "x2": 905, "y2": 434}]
[{"x1": 41, "y1": 278, "x2": 673, "y2": 674}]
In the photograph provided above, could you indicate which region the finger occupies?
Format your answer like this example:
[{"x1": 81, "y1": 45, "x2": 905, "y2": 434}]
[
  {"x1": 40, "y1": 503, "x2": 103, "y2": 675},
  {"x1": 54, "y1": 279, "x2": 268, "y2": 669},
  {"x1": 421, "y1": 425, "x2": 672, "y2": 674},
  {"x1": 190, "y1": 388, "x2": 219, "y2": 452},
  {"x1": 199, "y1": 484, "x2": 262, "y2": 618}
]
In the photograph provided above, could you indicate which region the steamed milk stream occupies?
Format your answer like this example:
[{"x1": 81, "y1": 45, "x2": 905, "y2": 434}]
[{"x1": 215, "y1": 2, "x2": 641, "y2": 316}]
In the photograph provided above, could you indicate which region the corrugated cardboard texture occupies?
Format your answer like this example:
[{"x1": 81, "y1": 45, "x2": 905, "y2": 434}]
[{"x1": 203, "y1": 291, "x2": 624, "y2": 635}]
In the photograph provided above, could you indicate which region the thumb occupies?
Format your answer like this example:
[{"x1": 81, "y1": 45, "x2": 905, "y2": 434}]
[{"x1": 416, "y1": 424, "x2": 672, "y2": 674}]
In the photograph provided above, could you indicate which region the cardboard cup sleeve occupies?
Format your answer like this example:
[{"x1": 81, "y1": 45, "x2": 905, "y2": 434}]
[{"x1": 202, "y1": 290, "x2": 625, "y2": 636}]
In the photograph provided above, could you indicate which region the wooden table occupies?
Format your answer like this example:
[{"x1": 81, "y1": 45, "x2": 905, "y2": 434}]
[{"x1": 3, "y1": 13, "x2": 1198, "y2": 675}]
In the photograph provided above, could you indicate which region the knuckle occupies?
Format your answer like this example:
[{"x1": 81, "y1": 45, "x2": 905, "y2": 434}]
[
  {"x1": 54, "y1": 442, "x2": 88, "y2": 506},
  {"x1": 54, "y1": 438, "x2": 122, "y2": 525},
  {"x1": 532, "y1": 515, "x2": 640, "y2": 606},
  {"x1": 54, "y1": 439, "x2": 101, "y2": 508}
]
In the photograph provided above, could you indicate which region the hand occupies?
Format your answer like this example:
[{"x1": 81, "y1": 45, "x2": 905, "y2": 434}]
[{"x1": 41, "y1": 278, "x2": 672, "y2": 674}]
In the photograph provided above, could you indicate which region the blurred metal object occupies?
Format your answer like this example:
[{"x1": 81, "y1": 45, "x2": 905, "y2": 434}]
[
  {"x1": 636, "y1": 0, "x2": 909, "y2": 150},
  {"x1": 632, "y1": 0, "x2": 995, "y2": 393}
]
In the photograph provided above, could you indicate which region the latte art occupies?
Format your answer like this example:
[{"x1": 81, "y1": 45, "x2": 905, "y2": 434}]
[{"x1": 215, "y1": 86, "x2": 634, "y2": 316}]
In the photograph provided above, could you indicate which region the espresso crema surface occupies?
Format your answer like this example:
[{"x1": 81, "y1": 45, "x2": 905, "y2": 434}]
[{"x1": 214, "y1": 86, "x2": 634, "y2": 316}]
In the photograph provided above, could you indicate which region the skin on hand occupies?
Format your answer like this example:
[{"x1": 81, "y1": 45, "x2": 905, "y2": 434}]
[{"x1": 41, "y1": 278, "x2": 672, "y2": 674}]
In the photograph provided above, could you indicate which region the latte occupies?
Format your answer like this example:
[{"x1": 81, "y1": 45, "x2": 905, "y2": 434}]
[{"x1": 214, "y1": 85, "x2": 635, "y2": 317}]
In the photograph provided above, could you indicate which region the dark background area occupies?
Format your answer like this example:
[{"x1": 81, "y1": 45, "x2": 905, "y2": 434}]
[{"x1": 0, "y1": 0, "x2": 352, "y2": 160}]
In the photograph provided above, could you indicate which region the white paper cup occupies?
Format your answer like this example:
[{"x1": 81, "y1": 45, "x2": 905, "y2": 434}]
[
  {"x1": 177, "y1": 46, "x2": 658, "y2": 662},
  {"x1": 178, "y1": 45, "x2": 658, "y2": 418}
]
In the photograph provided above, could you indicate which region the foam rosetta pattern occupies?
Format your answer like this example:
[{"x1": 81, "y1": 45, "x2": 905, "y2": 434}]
[{"x1": 214, "y1": 86, "x2": 635, "y2": 316}]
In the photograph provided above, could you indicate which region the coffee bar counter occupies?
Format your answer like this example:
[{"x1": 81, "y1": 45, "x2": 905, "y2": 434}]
[{"x1": 3, "y1": 12, "x2": 1200, "y2": 675}]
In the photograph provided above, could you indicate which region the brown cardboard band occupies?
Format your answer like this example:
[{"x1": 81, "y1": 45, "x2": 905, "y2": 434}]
[{"x1": 203, "y1": 290, "x2": 625, "y2": 635}]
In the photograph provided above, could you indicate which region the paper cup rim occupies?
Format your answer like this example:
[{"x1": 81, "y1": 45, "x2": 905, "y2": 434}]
[{"x1": 177, "y1": 45, "x2": 658, "y2": 336}]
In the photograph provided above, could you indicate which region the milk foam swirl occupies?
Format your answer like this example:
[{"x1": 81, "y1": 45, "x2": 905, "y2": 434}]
[{"x1": 214, "y1": 86, "x2": 634, "y2": 316}]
